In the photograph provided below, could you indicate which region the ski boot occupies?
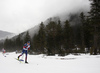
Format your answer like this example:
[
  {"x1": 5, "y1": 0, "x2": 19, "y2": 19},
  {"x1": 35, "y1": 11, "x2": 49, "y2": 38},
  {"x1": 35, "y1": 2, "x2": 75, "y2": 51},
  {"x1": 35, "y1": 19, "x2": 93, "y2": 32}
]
[
  {"x1": 18, "y1": 56, "x2": 20, "y2": 60},
  {"x1": 25, "y1": 61, "x2": 28, "y2": 64}
]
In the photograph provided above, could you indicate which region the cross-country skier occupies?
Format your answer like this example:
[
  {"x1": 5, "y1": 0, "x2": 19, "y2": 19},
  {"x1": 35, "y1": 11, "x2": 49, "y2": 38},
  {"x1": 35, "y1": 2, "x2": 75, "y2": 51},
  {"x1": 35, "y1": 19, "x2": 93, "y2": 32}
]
[
  {"x1": 2, "y1": 48, "x2": 6, "y2": 55},
  {"x1": 18, "y1": 41, "x2": 30, "y2": 63}
]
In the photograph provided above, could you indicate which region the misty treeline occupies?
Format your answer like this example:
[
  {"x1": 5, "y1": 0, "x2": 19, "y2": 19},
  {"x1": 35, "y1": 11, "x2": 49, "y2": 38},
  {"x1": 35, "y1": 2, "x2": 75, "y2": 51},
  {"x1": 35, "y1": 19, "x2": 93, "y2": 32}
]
[
  {"x1": 0, "y1": 0, "x2": 100, "y2": 55},
  {"x1": 0, "y1": 31, "x2": 31, "y2": 52}
]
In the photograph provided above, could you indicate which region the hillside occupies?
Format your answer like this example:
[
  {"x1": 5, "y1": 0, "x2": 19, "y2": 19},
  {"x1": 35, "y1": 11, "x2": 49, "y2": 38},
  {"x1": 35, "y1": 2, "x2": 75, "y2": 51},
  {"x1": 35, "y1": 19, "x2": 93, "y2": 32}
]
[
  {"x1": 19, "y1": 12, "x2": 85, "y2": 39},
  {"x1": 0, "y1": 30, "x2": 14, "y2": 40}
]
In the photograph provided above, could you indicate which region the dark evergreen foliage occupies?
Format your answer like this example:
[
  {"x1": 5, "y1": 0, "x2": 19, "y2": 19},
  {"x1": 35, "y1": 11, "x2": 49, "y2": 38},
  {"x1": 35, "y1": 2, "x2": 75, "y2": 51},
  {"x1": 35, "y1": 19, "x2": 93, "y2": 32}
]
[{"x1": 88, "y1": 0, "x2": 100, "y2": 55}]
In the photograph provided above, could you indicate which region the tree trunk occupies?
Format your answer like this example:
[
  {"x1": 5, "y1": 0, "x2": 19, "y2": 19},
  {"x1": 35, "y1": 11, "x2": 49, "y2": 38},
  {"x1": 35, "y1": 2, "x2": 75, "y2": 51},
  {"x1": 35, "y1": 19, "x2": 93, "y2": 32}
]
[{"x1": 93, "y1": 26, "x2": 98, "y2": 55}]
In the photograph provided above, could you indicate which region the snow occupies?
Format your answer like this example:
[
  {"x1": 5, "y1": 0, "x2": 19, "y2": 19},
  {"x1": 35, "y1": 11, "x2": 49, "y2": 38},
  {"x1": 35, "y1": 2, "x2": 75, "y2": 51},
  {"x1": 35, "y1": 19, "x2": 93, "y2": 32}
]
[{"x1": 0, "y1": 52, "x2": 100, "y2": 73}]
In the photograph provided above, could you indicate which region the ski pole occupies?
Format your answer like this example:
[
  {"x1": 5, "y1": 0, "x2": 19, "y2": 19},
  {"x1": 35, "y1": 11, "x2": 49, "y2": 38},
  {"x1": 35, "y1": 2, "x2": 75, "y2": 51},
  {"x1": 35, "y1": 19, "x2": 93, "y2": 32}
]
[{"x1": 21, "y1": 53, "x2": 24, "y2": 60}]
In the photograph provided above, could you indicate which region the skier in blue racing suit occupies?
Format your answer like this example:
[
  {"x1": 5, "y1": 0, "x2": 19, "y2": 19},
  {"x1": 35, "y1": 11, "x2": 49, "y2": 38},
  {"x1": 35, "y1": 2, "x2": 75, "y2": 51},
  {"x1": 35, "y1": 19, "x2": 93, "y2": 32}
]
[{"x1": 18, "y1": 41, "x2": 30, "y2": 63}]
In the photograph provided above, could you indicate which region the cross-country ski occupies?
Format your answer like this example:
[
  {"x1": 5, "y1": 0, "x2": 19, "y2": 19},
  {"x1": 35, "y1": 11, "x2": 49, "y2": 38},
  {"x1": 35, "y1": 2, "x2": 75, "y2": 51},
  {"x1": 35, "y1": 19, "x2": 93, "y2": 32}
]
[{"x1": 15, "y1": 58, "x2": 24, "y2": 62}]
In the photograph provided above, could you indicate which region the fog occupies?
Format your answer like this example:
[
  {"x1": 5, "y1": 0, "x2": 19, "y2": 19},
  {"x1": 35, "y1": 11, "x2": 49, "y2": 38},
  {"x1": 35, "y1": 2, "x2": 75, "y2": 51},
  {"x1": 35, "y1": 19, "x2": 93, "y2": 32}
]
[{"x1": 0, "y1": 0, "x2": 90, "y2": 34}]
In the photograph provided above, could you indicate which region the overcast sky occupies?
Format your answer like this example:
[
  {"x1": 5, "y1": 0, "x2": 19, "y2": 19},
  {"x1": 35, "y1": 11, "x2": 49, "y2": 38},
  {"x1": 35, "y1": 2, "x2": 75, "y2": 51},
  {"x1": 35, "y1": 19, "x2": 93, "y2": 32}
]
[{"x1": 0, "y1": 0, "x2": 90, "y2": 34}]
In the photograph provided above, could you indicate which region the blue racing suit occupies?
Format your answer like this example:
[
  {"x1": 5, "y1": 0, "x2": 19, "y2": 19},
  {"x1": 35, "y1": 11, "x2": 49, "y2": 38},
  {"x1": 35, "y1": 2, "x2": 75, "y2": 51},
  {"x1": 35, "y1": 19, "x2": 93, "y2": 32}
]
[{"x1": 19, "y1": 43, "x2": 30, "y2": 61}]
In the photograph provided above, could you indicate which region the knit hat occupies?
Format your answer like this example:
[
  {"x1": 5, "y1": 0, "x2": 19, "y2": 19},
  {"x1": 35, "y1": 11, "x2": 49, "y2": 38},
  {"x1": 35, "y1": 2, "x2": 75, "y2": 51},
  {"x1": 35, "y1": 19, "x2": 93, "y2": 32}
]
[{"x1": 27, "y1": 41, "x2": 30, "y2": 43}]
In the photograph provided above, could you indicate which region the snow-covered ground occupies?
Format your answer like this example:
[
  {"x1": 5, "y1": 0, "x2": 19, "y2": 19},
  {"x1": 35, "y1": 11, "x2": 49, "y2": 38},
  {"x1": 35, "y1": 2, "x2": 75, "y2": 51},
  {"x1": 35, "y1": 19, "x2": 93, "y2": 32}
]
[{"x1": 0, "y1": 52, "x2": 100, "y2": 73}]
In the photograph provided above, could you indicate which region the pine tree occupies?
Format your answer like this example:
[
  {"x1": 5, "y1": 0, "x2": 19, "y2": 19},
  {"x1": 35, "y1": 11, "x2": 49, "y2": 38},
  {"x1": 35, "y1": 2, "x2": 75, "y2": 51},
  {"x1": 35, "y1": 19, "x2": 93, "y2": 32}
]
[
  {"x1": 38, "y1": 22, "x2": 46, "y2": 53},
  {"x1": 24, "y1": 31, "x2": 31, "y2": 43},
  {"x1": 88, "y1": 0, "x2": 100, "y2": 55},
  {"x1": 79, "y1": 12, "x2": 85, "y2": 50},
  {"x1": 0, "y1": 42, "x2": 3, "y2": 50},
  {"x1": 4, "y1": 38, "x2": 9, "y2": 49},
  {"x1": 32, "y1": 34, "x2": 39, "y2": 52},
  {"x1": 56, "y1": 20, "x2": 63, "y2": 55},
  {"x1": 3, "y1": 38, "x2": 15, "y2": 51},
  {"x1": 15, "y1": 34, "x2": 23, "y2": 50},
  {"x1": 63, "y1": 20, "x2": 74, "y2": 54},
  {"x1": 46, "y1": 21, "x2": 57, "y2": 55},
  {"x1": 84, "y1": 17, "x2": 93, "y2": 48}
]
